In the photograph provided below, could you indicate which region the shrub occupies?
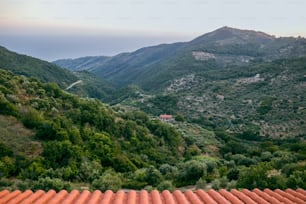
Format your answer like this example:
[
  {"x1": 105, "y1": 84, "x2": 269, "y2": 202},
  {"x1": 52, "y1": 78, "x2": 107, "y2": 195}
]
[
  {"x1": 159, "y1": 164, "x2": 178, "y2": 180},
  {"x1": 20, "y1": 160, "x2": 45, "y2": 180},
  {"x1": 0, "y1": 142, "x2": 13, "y2": 157},
  {"x1": 77, "y1": 160, "x2": 103, "y2": 182},
  {"x1": 0, "y1": 95, "x2": 18, "y2": 116},
  {"x1": 195, "y1": 178, "x2": 207, "y2": 189},
  {"x1": 0, "y1": 157, "x2": 15, "y2": 177},
  {"x1": 20, "y1": 107, "x2": 43, "y2": 129},
  {"x1": 91, "y1": 169, "x2": 122, "y2": 192},
  {"x1": 0, "y1": 178, "x2": 13, "y2": 189},
  {"x1": 157, "y1": 180, "x2": 175, "y2": 192},
  {"x1": 32, "y1": 177, "x2": 71, "y2": 192}
]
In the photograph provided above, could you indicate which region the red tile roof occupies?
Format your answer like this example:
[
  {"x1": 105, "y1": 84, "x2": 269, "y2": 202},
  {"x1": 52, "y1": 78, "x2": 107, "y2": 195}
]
[
  {"x1": 0, "y1": 188, "x2": 305, "y2": 204},
  {"x1": 159, "y1": 114, "x2": 173, "y2": 119}
]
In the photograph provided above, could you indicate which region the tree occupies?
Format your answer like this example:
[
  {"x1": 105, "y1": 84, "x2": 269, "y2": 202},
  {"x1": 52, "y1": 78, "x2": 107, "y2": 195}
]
[
  {"x1": 42, "y1": 141, "x2": 82, "y2": 168},
  {"x1": 177, "y1": 160, "x2": 207, "y2": 186},
  {"x1": 286, "y1": 170, "x2": 306, "y2": 189},
  {"x1": 237, "y1": 162, "x2": 273, "y2": 189},
  {"x1": 87, "y1": 133, "x2": 113, "y2": 166},
  {"x1": 143, "y1": 166, "x2": 163, "y2": 186}
]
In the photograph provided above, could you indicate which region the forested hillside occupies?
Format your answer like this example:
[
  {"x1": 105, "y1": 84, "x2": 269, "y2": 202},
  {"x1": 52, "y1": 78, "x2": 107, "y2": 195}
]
[
  {"x1": 0, "y1": 46, "x2": 77, "y2": 88},
  {"x1": 0, "y1": 46, "x2": 115, "y2": 102},
  {"x1": 0, "y1": 69, "x2": 305, "y2": 191}
]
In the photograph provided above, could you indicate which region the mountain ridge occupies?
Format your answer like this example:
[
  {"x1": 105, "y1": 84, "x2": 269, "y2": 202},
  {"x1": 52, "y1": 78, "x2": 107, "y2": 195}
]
[{"x1": 53, "y1": 26, "x2": 306, "y2": 90}]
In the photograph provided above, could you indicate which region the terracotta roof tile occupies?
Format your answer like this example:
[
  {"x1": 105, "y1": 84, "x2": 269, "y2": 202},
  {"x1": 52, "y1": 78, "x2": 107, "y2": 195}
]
[
  {"x1": 219, "y1": 189, "x2": 244, "y2": 204},
  {"x1": 264, "y1": 188, "x2": 294, "y2": 204},
  {"x1": 286, "y1": 188, "x2": 306, "y2": 202},
  {"x1": 241, "y1": 189, "x2": 270, "y2": 204},
  {"x1": 207, "y1": 189, "x2": 231, "y2": 204},
  {"x1": 151, "y1": 190, "x2": 162, "y2": 204},
  {"x1": 184, "y1": 189, "x2": 203, "y2": 204},
  {"x1": 276, "y1": 189, "x2": 305, "y2": 204},
  {"x1": 195, "y1": 189, "x2": 218, "y2": 204},
  {"x1": 0, "y1": 188, "x2": 305, "y2": 204},
  {"x1": 253, "y1": 188, "x2": 282, "y2": 204},
  {"x1": 298, "y1": 188, "x2": 306, "y2": 196}
]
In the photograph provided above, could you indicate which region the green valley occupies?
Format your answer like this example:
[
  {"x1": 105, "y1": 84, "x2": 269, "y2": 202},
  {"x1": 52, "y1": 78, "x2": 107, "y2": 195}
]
[{"x1": 0, "y1": 27, "x2": 305, "y2": 192}]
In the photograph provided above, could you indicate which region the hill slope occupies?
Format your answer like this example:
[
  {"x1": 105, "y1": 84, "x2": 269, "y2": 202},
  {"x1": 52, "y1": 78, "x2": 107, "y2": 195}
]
[
  {"x1": 135, "y1": 57, "x2": 306, "y2": 138},
  {"x1": 0, "y1": 46, "x2": 115, "y2": 101},
  {"x1": 0, "y1": 46, "x2": 77, "y2": 88}
]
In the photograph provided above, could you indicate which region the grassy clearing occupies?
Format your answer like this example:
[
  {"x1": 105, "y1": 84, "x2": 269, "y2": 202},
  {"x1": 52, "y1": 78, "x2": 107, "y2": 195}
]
[{"x1": 0, "y1": 115, "x2": 41, "y2": 158}]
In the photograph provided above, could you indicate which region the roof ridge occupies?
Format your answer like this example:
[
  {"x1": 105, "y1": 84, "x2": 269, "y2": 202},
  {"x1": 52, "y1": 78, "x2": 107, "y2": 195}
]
[{"x1": 0, "y1": 188, "x2": 305, "y2": 204}]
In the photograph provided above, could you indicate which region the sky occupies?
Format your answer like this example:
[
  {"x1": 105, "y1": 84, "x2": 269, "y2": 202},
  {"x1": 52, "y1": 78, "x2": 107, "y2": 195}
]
[{"x1": 0, "y1": 0, "x2": 306, "y2": 61}]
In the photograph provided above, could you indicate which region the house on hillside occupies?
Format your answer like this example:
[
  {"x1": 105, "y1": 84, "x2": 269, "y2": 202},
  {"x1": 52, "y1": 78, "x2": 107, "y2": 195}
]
[{"x1": 159, "y1": 114, "x2": 174, "y2": 122}]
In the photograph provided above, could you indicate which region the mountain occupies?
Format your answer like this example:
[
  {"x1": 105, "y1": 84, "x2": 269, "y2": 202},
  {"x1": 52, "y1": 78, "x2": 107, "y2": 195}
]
[
  {"x1": 0, "y1": 46, "x2": 77, "y2": 88},
  {"x1": 55, "y1": 42, "x2": 185, "y2": 87},
  {"x1": 54, "y1": 26, "x2": 306, "y2": 91},
  {"x1": 53, "y1": 27, "x2": 306, "y2": 138}
]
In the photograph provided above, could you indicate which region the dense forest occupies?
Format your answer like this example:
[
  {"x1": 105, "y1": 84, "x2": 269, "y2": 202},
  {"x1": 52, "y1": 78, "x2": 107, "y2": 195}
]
[{"x1": 0, "y1": 69, "x2": 305, "y2": 191}]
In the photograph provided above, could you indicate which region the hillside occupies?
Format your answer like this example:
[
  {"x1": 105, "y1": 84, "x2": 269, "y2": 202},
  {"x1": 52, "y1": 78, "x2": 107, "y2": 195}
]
[
  {"x1": 0, "y1": 46, "x2": 115, "y2": 101},
  {"x1": 1, "y1": 69, "x2": 305, "y2": 191},
  {"x1": 134, "y1": 57, "x2": 306, "y2": 138},
  {"x1": 0, "y1": 46, "x2": 77, "y2": 88},
  {"x1": 54, "y1": 56, "x2": 111, "y2": 72},
  {"x1": 0, "y1": 69, "x2": 184, "y2": 190}
]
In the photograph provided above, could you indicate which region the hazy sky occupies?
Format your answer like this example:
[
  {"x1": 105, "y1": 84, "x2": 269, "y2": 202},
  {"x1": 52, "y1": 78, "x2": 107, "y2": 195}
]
[{"x1": 0, "y1": 0, "x2": 306, "y2": 61}]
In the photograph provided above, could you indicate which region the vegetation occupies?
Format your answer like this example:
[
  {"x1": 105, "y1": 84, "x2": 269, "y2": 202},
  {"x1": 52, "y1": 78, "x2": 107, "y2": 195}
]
[
  {"x1": 131, "y1": 57, "x2": 306, "y2": 139},
  {"x1": 0, "y1": 69, "x2": 305, "y2": 191},
  {"x1": 0, "y1": 46, "x2": 77, "y2": 88}
]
